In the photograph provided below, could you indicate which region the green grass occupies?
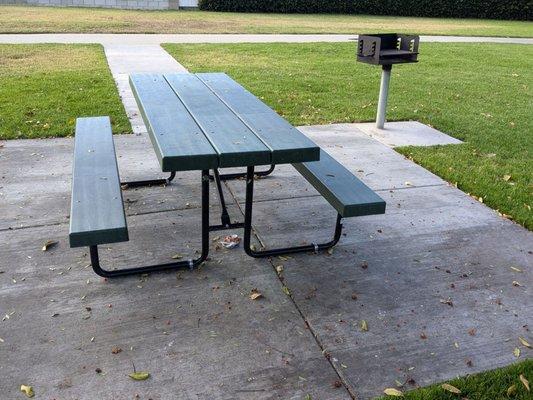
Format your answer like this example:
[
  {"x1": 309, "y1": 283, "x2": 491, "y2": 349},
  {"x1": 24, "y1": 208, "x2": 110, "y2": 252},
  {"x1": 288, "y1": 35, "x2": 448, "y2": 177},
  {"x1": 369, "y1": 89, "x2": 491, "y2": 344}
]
[
  {"x1": 163, "y1": 42, "x2": 533, "y2": 229},
  {"x1": 378, "y1": 359, "x2": 532, "y2": 399},
  {"x1": 0, "y1": 44, "x2": 130, "y2": 139},
  {"x1": 1, "y1": 6, "x2": 532, "y2": 37}
]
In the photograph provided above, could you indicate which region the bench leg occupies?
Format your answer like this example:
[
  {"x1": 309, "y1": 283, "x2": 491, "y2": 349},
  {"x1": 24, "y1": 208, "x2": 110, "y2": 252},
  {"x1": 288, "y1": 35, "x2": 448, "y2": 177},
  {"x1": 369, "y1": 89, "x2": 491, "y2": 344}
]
[
  {"x1": 208, "y1": 165, "x2": 275, "y2": 181},
  {"x1": 88, "y1": 170, "x2": 210, "y2": 278},
  {"x1": 121, "y1": 172, "x2": 176, "y2": 189},
  {"x1": 242, "y1": 166, "x2": 343, "y2": 258}
]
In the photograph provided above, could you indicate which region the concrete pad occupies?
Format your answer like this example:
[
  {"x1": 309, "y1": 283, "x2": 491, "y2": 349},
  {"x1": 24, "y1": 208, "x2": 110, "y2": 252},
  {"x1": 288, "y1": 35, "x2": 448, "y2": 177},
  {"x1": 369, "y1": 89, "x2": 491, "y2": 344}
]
[
  {"x1": 355, "y1": 121, "x2": 463, "y2": 148},
  {"x1": 226, "y1": 123, "x2": 445, "y2": 205},
  {"x1": 0, "y1": 207, "x2": 349, "y2": 400},
  {"x1": 1, "y1": 121, "x2": 532, "y2": 399},
  {"x1": 0, "y1": 135, "x2": 234, "y2": 230}
]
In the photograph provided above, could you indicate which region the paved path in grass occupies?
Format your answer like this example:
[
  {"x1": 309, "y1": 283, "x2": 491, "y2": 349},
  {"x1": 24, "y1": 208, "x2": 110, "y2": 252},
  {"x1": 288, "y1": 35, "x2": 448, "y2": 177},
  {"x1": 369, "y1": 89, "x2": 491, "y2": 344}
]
[
  {"x1": 104, "y1": 44, "x2": 187, "y2": 133},
  {"x1": 1, "y1": 124, "x2": 531, "y2": 400},
  {"x1": 0, "y1": 33, "x2": 532, "y2": 45}
]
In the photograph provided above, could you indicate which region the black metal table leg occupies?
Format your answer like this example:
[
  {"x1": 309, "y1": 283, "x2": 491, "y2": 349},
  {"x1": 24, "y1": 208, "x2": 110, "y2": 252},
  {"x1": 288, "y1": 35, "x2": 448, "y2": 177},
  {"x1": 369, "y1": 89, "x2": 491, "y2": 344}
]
[
  {"x1": 243, "y1": 166, "x2": 343, "y2": 258},
  {"x1": 208, "y1": 168, "x2": 245, "y2": 231},
  {"x1": 88, "y1": 170, "x2": 209, "y2": 277},
  {"x1": 121, "y1": 171, "x2": 176, "y2": 188},
  {"x1": 209, "y1": 165, "x2": 275, "y2": 181}
]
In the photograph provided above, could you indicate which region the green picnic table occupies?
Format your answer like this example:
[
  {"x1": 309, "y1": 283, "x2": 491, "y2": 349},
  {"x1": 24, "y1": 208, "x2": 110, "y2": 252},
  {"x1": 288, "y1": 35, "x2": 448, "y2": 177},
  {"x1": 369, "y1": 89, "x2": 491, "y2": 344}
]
[{"x1": 69, "y1": 73, "x2": 385, "y2": 277}]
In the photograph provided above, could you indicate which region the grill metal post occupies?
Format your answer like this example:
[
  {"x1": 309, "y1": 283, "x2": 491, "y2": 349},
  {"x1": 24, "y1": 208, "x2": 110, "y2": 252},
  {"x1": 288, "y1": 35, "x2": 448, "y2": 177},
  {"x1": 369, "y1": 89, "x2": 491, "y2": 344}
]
[{"x1": 376, "y1": 65, "x2": 392, "y2": 129}]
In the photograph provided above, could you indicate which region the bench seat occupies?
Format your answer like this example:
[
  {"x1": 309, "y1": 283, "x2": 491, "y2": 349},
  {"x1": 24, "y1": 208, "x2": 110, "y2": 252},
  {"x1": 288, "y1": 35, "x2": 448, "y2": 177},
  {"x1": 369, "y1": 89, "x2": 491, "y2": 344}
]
[
  {"x1": 69, "y1": 117, "x2": 129, "y2": 248},
  {"x1": 293, "y1": 149, "x2": 386, "y2": 218}
]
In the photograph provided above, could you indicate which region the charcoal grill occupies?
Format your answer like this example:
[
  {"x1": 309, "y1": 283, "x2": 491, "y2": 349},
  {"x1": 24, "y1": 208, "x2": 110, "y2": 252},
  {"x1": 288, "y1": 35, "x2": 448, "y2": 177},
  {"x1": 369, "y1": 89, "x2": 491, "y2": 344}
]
[{"x1": 356, "y1": 34, "x2": 420, "y2": 128}]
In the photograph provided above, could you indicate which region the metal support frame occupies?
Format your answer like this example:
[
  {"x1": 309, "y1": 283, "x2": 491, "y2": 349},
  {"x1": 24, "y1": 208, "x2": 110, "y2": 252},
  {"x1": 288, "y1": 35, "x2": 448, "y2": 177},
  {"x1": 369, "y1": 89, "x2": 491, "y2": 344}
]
[
  {"x1": 209, "y1": 165, "x2": 275, "y2": 181},
  {"x1": 209, "y1": 168, "x2": 245, "y2": 231},
  {"x1": 88, "y1": 163, "x2": 343, "y2": 276},
  {"x1": 242, "y1": 166, "x2": 343, "y2": 258},
  {"x1": 88, "y1": 170, "x2": 210, "y2": 278},
  {"x1": 121, "y1": 172, "x2": 176, "y2": 188},
  {"x1": 376, "y1": 65, "x2": 392, "y2": 129}
]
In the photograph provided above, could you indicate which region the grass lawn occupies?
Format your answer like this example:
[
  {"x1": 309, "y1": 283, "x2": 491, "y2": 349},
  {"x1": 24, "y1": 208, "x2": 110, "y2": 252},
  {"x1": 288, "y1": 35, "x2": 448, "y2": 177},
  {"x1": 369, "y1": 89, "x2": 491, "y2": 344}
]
[
  {"x1": 378, "y1": 359, "x2": 532, "y2": 399},
  {"x1": 0, "y1": 6, "x2": 532, "y2": 37},
  {"x1": 163, "y1": 42, "x2": 533, "y2": 230},
  {"x1": 0, "y1": 44, "x2": 129, "y2": 139}
]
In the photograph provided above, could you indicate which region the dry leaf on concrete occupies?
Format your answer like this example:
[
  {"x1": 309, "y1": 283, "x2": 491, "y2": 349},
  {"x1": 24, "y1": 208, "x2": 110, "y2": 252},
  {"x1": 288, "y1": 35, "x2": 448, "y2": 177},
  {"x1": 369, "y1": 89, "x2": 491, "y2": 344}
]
[
  {"x1": 518, "y1": 337, "x2": 531, "y2": 348},
  {"x1": 42, "y1": 240, "x2": 58, "y2": 251},
  {"x1": 249, "y1": 289, "x2": 263, "y2": 300},
  {"x1": 360, "y1": 320, "x2": 368, "y2": 332},
  {"x1": 129, "y1": 372, "x2": 150, "y2": 381},
  {"x1": 20, "y1": 385, "x2": 34, "y2": 398}
]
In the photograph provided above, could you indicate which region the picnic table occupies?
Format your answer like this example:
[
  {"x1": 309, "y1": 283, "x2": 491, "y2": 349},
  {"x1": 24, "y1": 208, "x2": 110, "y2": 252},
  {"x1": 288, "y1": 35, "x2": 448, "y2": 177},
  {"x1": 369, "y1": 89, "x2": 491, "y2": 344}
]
[{"x1": 69, "y1": 73, "x2": 386, "y2": 277}]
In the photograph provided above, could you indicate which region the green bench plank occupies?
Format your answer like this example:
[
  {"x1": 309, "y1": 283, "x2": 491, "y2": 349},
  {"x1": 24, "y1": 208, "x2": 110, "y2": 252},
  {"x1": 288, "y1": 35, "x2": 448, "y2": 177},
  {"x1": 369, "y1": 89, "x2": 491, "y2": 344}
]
[
  {"x1": 164, "y1": 74, "x2": 272, "y2": 168},
  {"x1": 130, "y1": 74, "x2": 219, "y2": 172},
  {"x1": 69, "y1": 117, "x2": 129, "y2": 248},
  {"x1": 293, "y1": 149, "x2": 386, "y2": 218},
  {"x1": 197, "y1": 73, "x2": 320, "y2": 164}
]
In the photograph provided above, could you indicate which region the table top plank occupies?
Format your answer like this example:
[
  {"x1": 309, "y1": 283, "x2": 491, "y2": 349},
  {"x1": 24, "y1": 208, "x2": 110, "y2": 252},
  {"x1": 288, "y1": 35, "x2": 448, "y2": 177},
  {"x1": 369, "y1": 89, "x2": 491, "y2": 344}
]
[
  {"x1": 197, "y1": 73, "x2": 319, "y2": 164},
  {"x1": 129, "y1": 74, "x2": 219, "y2": 172},
  {"x1": 164, "y1": 73, "x2": 272, "y2": 168}
]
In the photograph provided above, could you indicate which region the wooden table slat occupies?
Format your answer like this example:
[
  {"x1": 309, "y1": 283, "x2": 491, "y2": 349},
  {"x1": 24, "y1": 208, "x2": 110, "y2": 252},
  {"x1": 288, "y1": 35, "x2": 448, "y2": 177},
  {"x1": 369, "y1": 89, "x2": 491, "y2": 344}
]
[
  {"x1": 197, "y1": 73, "x2": 319, "y2": 164},
  {"x1": 164, "y1": 73, "x2": 272, "y2": 168},
  {"x1": 130, "y1": 74, "x2": 219, "y2": 172}
]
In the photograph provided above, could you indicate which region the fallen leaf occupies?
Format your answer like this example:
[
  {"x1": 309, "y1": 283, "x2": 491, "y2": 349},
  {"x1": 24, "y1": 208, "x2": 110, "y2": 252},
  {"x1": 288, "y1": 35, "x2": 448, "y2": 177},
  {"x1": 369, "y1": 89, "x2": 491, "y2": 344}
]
[
  {"x1": 520, "y1": 374, "x2": 530, "y2": 391},
  {"x1": 440, "y1": 298, "x2": 454, "y2": 307},
  {"x1": 275, "y1": 265, "x2": 284, "y2": 274},
  {"x1": 513, "y1": 347, "x2": 520, "y2": 358},
  {"x1": 519, "y1": 337, "x2": 531, "y2": 348},
  {"x1": 327, "y1": 247, "x2": 334, "y2": 255},
  {"x1": 129, "y1": 372, "x2": 150, "y2": 381},
  {"x1": 42, "y1": 240, "x2": 58, "y2": 251},
  {"x1": 249, "y1": 289, "x2": 263, "y2": 300},
  {"x1": 512, "y1": 281, "x2": 521, "y2": 287},
  {"x1": 507, "y1": 384, "x2": 517, "y2": 396},
  {"x1": 282, "y1": 286, "x2": 291, "y2": 296},
  {"x1": 360, "y1": 320, "x2": 368, "y2": 332},
  {"x1": 503, "y1": 175, "x2": 512, "y2": 181},
  {"x1": 383, "y1": 387, "x2": 403, "y2": 396},
  {"x1": 111, "y1": 346, "x2": 122, "y2": 354},
  {"x1": 171, "y1": 253, "x2": 183, "y2": 259},
  {"x1": 20, "y1": 385, "x2": 34, "y2": 398},
  {"x1": 441, "y1": 383, "x2": 461, "y2": 394},
  {"x1": 510, "y1": 267, "x2": 522, "y2": 273}
]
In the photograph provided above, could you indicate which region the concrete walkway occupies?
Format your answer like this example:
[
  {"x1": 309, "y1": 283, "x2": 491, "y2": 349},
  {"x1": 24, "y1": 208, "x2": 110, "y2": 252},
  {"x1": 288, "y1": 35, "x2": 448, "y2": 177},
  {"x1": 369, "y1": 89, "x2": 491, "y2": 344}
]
[
  {"x1": 104, "y1": 44, "x2": 187, "y2": 133},
  {"x1": 1, "y1": 124, "x2": 531, "y2": 399},
  {"x1": 0, "y1": 33, "x2": 532, "y2": 45}
]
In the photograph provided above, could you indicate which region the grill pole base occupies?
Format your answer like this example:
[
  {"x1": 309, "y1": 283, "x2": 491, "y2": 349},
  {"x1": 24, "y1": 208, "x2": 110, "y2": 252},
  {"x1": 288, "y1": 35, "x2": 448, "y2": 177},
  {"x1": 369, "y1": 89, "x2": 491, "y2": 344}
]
[{"x1": 376, "y1": 65, "x2": 392, "y2": 129}]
